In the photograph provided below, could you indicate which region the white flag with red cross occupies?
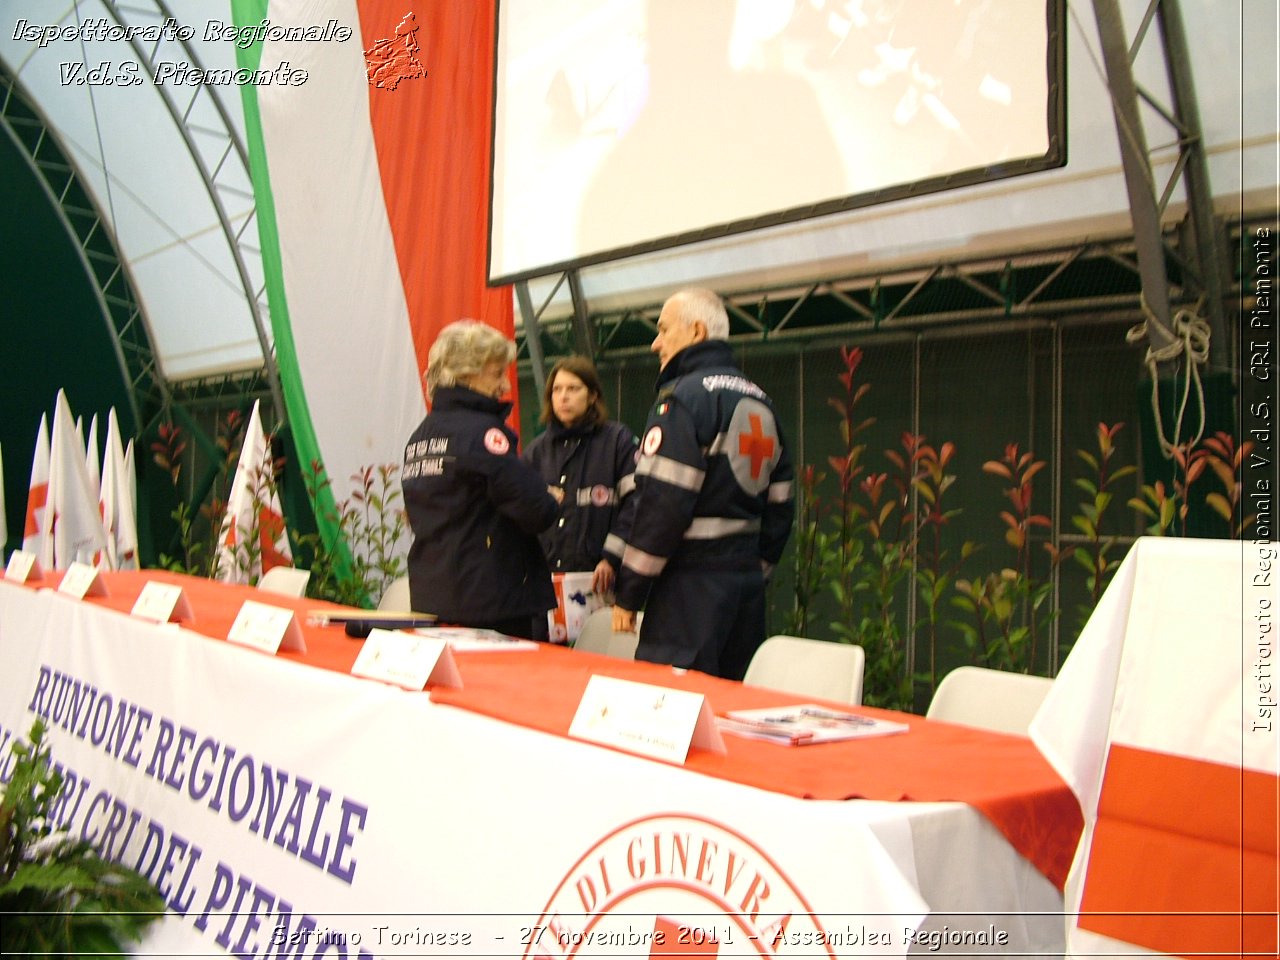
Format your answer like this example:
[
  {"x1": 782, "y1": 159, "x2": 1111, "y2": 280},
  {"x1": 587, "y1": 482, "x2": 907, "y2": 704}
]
[
  {"x1": 124, "y1": 439, "x2": 137, "y2": 528},
  {"x1": 84, "y1": 413, "x2": 101, "y2": 503},
  {"x1": 47, "y1": 391, "x2": 109, "y2": 570},
  {"x1": 215, "y1": 400, "x2": 293, "y2": 584},
  {"x1": 21, "y1": 413, "x2": 51, "y2": 563},
  {"x1": 100, "y1": 408, "x2": 139, "y2": 571},
  {"x1": 0, "y1": 443, "x2": 7, "y2": 554}
]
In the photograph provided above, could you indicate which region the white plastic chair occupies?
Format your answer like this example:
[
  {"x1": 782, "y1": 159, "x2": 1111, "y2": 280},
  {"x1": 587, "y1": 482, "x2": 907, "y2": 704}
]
[
  {"x1": 256, "y1": 566, "x2": 311, "y2": 598},
  {"x1": 742, "y1": 635, "x2": 865, "y2": 705},
  {"x1": 573, "y1": 608, "x2": 639, "y2": 659},
  {"x1": 603, "y1": 629, "x2": 640, "y2": 659},
  {"x1": 926, "y1": 665, "x2": 1053, "y2": 735},
  {"x1": 377, "y1": 575, "x2": 412, "y2": 612}
]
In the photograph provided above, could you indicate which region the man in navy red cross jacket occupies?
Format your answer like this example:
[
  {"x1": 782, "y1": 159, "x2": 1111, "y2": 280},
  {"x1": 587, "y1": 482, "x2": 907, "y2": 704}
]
[{"x1": 612, "y1": 288, "x2": 794, "y2": 679}]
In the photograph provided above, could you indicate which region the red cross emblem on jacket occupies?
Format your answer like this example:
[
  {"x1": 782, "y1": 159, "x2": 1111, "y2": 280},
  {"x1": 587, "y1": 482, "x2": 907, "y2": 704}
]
[{"x1": 738, "y1": 413, "x2": 776, "y2": 479}]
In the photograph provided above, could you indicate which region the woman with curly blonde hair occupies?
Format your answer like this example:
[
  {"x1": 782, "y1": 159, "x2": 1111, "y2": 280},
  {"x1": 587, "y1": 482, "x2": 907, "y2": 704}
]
[{"x1": 402, "y1": 321, "x2": 557, "y2": 637}]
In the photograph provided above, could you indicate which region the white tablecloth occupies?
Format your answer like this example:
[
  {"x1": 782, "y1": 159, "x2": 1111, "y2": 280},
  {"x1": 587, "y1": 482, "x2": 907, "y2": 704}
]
[{"x1": 0, "y1": 580, "x2": 1065, "y2": 958}]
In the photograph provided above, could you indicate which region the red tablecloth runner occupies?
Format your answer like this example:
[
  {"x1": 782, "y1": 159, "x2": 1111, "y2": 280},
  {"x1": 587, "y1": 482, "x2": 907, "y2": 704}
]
[
  {"x1": 426, "y1": 644, "x2": 1082, "y2": 890},
  {"x1": 1078, "y1": 744, "x2": 1277, "y2": 957},
  {"x1": 28, "y1": 568, "x2": 366, "y2": 671},
  {"x1": 19, "y1": 570, "x2": 1082, "y2": 891}
]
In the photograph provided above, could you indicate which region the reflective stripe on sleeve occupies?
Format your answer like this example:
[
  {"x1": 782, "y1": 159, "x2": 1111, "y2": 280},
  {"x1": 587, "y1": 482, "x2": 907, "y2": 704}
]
[
  {"x1": 603, "y1": 533, "x2": 627, "y2": 557},
  {"x1": 682, "y1": 517, "x2": 762, "y2": 539},
  {"x1": 767, "y1": 480, "x2": 794, "y2": 503},
  {"x1": 617, "y1": 474, "x2": 636, "y2": 498},
  {"x1": 621, "y1": 544, "x2": 668, "y2": 577},
  {"x1": 635, "y1": 454, "x2": 705, "y2": 492}
]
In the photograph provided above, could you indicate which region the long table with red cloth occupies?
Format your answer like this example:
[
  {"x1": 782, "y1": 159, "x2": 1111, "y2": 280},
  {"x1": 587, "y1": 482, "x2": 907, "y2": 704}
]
[{"x1": 0, "y1": 569, "x2": 1083, "y2": 958}]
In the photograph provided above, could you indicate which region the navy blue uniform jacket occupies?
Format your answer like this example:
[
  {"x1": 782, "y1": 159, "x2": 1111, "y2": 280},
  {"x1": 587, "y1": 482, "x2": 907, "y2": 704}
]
[
  {"x1": 614, "y1": 340, "x2": 795, "y2": 612},
  {"x1": 402, "y1": 387, "x2": 557, "y2": 623},
  {"x1": 522, "y1": 419, "x2": 638, "y2": 574}
]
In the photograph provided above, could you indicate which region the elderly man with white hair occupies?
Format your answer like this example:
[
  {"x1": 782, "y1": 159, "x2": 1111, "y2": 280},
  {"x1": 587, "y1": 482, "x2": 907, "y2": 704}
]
[{"x1": 611, "y1": 288, "x2": 794, "y2": 679}]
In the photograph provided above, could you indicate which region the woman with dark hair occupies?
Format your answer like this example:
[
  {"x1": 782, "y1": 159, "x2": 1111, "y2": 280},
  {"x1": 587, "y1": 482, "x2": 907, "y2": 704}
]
[
  {"x1": 402, "y1": 321, "x2": 557, "y2": 638},
  {"x1": 523, "y1": 356, "x2": 638, "y2": 612}
]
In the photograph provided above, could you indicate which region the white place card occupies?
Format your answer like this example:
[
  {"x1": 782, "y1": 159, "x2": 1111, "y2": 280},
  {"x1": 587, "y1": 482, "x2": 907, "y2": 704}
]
[
  {"x1": 130, "y1": 581, "x2": 194, "y2": 624},
  {"x1": 351, "y1": 628, "x2": 463, "y2": 690},
  {"x1": 568, "y1": 675, "x2": 726, "y2": 764},
  {"x1": 57, "y1": 562, "x2": 108, "y2": 599},
  {"x1": 4, "y1": 550, "x2": 42, "y2": 584},
  {"x1": 227, "y1": 599, "x2": 307, "y2": 655}
]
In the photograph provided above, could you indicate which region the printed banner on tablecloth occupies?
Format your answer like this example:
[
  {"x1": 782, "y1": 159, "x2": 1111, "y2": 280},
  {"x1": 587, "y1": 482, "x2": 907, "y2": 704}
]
[{"x1": 0, "y1": 582, "x2": 978, "y2": 959}]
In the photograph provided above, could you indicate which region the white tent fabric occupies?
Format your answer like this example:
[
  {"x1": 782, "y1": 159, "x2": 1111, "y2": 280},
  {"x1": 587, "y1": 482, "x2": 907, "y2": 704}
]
[
  {"x1": 1, "y1": 0, "x2": 268, "y2": 381},
  {"x1": 2, "y1": 2, "x2": 1274, "y2": 377},
  {"x1": 0, "y1": 1, "x2": 1275, "y2": 542}
]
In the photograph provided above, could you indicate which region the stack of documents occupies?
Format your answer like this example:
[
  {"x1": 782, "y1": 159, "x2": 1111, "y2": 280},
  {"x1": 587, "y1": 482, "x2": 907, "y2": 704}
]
[{"x1": 716, "y1": 704, "x2": 909, "y2": 746}]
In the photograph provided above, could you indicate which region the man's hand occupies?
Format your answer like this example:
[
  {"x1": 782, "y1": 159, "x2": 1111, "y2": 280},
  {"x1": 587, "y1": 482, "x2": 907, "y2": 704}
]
[
  {"x1": 592, "y1": 559, "x2": 615, "y2": 597},
  {"x1": 612, "y1": 604, "x2": 637, "y2": 633},
  {"x1": 547, "y1": 485, "x2": 565, "y2": 504}
]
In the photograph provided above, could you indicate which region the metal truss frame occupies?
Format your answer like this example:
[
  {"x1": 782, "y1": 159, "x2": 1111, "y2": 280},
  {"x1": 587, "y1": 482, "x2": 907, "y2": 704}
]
[
  {"x1": 518, "y1": 0, "x2": 1234, "y2": 381},
  {"x1": 0, "y1": 63, "x2": 167, "y2": 430},
  {"x1": 100, "y1": 0, "x2": 285, "y2": 421},
  {"x1": 1087, "y1": 0, "x2": 1228, "y2": 370},
  {"x1": 515, "y1": 217, "x2": 1251, "y2": 370},
  {"x1": 3, "y1": 4, "x2": 284, "y2": 464}
]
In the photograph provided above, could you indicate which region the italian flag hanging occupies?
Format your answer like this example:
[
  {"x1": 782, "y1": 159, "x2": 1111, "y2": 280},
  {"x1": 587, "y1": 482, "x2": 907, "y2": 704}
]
[{"x1": 232, "y1": 0, "x2": 513, "y2": 551}]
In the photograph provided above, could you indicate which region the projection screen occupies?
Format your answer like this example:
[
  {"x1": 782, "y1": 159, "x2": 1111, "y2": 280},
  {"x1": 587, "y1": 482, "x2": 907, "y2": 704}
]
[{"x1": 488, "y1": 0, "x2": 1065, "y2": 285}]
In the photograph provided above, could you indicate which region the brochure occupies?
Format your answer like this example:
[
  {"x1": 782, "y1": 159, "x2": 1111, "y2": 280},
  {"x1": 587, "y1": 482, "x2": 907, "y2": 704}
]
[
  {"x1": 414, "y1": 626, "x2": 539, "y2": 652},
  {"x1": 717, "y1": 704, "x2": 909, "y2": 746}
]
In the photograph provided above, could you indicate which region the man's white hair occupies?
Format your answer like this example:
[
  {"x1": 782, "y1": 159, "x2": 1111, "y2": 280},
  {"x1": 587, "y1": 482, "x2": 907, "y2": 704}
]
[
  {"x1": 667, "y1": 287, "x2": 729, "y2": 340},
  {"x1": 425, "y1": 320, "x2": 515, "y2": 399}
]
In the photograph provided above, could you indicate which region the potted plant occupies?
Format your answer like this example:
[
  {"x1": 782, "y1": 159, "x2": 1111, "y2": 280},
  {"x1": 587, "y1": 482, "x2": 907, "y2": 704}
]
[{"x1": 0, "y1": 720, "x2": 165, "y2": 955}]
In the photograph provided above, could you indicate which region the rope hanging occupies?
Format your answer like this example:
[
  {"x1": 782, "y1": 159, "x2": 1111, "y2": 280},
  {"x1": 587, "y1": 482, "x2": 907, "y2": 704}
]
[{"x1": 1125, "y1": 291, "x2": 1211, "y2": 458}]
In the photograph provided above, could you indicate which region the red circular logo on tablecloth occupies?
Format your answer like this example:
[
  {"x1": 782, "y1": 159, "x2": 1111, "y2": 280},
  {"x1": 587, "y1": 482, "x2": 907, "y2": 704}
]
[
  {"x1": 522, "y1": 813, "x2": 843, "y2": 959},
  {"x1": 484, "y1": 428, "x2": 510, "y2": 455}
]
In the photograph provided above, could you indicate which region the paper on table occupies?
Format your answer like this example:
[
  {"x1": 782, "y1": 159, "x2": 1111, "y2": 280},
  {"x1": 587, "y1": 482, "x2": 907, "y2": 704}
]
[
  {"x1": 414, "y1": 626, "x2": 539, "y2": 652},
  {"x1": 717, "y1": 704, "x2": 909, "y2": 746}
]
